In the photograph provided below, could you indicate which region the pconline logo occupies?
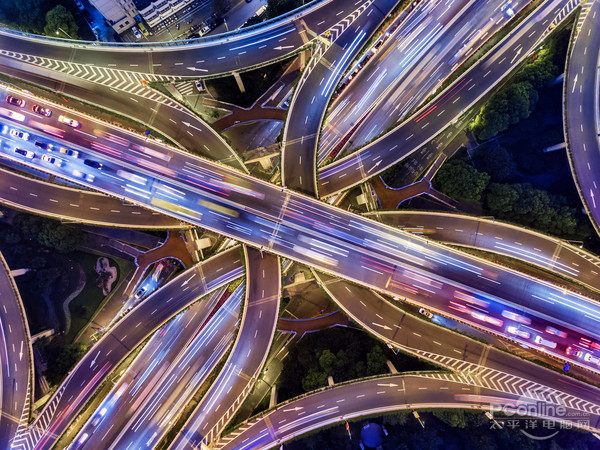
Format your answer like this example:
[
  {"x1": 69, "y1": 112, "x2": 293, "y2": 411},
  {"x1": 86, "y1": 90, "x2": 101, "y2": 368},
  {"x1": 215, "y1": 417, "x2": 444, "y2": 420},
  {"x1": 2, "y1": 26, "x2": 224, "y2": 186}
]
[{"x1": 488, "y1": 391, "x2": 591, "y2": 441}]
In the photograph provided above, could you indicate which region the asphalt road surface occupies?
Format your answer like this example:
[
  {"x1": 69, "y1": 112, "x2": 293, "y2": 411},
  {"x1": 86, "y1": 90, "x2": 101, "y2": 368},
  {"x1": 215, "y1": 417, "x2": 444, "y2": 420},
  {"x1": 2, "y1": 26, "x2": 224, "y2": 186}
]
[
  {"x1": 172, "y1": 248, "x2": 280, "y2": 448},
  {"x1": 565, "y1": 0, "x2": 600, "y2": 232},
  {"x1": 0, "y1": 253, "x2": 32, "y2": 447}
]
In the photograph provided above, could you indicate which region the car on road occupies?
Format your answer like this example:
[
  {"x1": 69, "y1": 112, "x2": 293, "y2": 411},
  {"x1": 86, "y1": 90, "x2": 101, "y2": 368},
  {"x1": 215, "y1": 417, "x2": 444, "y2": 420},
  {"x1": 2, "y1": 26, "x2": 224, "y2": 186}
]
[
  {"x1": 72, "y1": 169, "x2": 94, "y2": 182},
  {"x1": 134, "y1": 286, "x2": 147, "y2": 300},
  {"x1": 9, "y1": 128, "x2": 29, "y2": 140},
  {"x1": 132, "y1": 26, "x2": 142, "y2": 40},
  {"x1": 565, "y1": 346, "x2": 582, "y2": 358},
  {"x1": 584, "y1": 353, "x2": 600, "y2": 365},
  {"x1": 507, "y1": 326, "x2": 530, "y2": 339},
  {"x1": 91, "y1": 407, "x2": 107, "y2": 426},
  {"x1": 32, "y1": 104, "x2": 52, "y2": 117},
  {"x1": 14, "y1": 148, "x2": 35, "y2": 159},
  {"x1": 84, "y1": 159, "x2": 103, "y2": 170},
  {"x1": 58, "y1": 115, "x2": 81, "y2": 128},
  {"x1": 59, "y1": 147, "x2": 79, "y2": 158},
  {"x1": 418, "y1": 308, "x2": 434, "y2": 319},
  {"x1": 41, "y1": 154, "x2": 64, "y2": 166},
  {"x1": 6, "y1": 95, "x2": 25, "y2": 107},
  {"x1": 75, "y1": 0, "x2": 85, "y2": 10},
  {"x1": 199, "y1": 25, "x2": 211, "y2": 36},
  {"x1": 545, "y1": 326, "x2": 567, "y2": 338},
  {"x1": 73, "y1": 432, "x2": 89, "y2": 449},
  {"x1": 35, "y1": 141, "x2": 53, "y2": 151},
  {"x1": 534, "y1": 335, "x2": 557, "y2": 349}
]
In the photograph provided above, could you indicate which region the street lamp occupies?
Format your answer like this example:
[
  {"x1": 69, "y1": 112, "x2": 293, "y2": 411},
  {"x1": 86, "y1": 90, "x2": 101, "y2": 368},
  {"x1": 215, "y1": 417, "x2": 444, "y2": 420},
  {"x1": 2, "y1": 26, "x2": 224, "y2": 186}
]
[{"x1": 56, "y1": 26, "x2": 73, "y2": 39}]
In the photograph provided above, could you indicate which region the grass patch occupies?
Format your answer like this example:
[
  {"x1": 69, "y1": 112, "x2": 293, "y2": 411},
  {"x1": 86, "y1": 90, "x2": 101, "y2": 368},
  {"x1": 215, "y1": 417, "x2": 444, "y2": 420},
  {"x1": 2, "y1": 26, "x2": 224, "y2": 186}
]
[{"x1": 64, "y1": 252, "x2": 132, "y2": 342}]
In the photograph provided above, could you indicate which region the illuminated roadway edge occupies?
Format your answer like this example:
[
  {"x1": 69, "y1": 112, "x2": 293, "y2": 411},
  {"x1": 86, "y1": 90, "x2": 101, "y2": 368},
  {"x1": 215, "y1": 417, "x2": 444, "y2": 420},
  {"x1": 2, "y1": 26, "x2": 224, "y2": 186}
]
[
  {"x1": 0, "y1": 0, "x2": 366, "y2": 79},
  {"x1": 365, "y1": 210, "x2": 600, "y2": 294},
  {"x1": 215, "y1": 374, "x2": 600, "y2": 449},
  {"x1": 564, "y1": 0, "x2": 600, "y2": 234},
  {"x1": 11, "y1": 247, "x2": 244, "y2": 450},
  {"x1": 0, "y1": 251, "x2": 33, "y2": 446},
  {"x1": 0, "y1": 166, "x2": 186, "y2": 229}
]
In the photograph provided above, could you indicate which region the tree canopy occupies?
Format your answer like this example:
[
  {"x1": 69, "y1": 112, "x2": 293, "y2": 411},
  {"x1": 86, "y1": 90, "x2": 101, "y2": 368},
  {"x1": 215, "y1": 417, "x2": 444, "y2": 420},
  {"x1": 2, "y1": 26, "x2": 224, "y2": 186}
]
[
  {"x1": 435, "y1": 159, "x2": 490, "y2": 202},
  {"x1": 44, "y1": 5, "x2": 79, "y2": 39}
]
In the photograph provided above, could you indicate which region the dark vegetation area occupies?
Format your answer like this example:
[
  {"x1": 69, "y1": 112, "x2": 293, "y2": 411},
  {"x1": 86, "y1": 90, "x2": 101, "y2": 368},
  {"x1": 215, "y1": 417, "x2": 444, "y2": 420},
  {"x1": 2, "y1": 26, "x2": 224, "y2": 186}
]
[
  {"x1": 0, "y1": 212, "x2": 129, "y2": 385},
  {"x1": 433, "y1": 24, "x2": 595, "y2": 243},
  {"x1": 286, "y1": 409, "x2": 598, "y2": 449},
  {"x1": 0, "y1": 0, "x2": 80, "y2": 38},
  {"x1": 277, "y1": 327, "x2": 437, "y2": 401},
  {"x1": 0, "y1": 214, "x2": 86, "y2": 333},
  {"x1": 470, "y1": 25, "x2": 570, "y2": 141},
  {"x1": 205, "y1": 57, "x2": 292, "y2": 108}
]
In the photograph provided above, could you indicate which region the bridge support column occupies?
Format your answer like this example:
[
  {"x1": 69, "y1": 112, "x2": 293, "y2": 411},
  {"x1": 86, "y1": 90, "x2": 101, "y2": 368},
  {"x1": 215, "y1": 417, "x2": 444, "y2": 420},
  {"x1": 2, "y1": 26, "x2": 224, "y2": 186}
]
[
  {"x1": 233, "y1": 71, "x2": 246, "y2": 93},
  {"x1": 269, "y1": 384, "x2": 277, "y2": 408}
]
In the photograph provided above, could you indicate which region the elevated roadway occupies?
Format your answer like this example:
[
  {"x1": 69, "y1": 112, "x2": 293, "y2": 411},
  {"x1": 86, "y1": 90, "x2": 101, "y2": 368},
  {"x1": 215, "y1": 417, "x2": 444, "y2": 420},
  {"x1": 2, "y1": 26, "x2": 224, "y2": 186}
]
[
  {"x1": 0, "y1": 0, "x2": 365, "y2": 78},
  {"x1": 313, "y1": 271, "x2": 600, "y2": 412},
  {"x1": 318, "y1": 0, "x2": 581, "y2": 197},
  {"x1": 564, "y1": 0, "x2": 600, "y2": 233},
  {"x1": 3, "y1": 94, "x2": 600, "y2": 376},
  {"x1": 171, "y1": 248, "x2": 280, "y2": 449},
  {"x1": 0, "y1": 252, "x2": 32, "y2": 447},
  {"x1": 11, "y1": 247, "x2": 244, "y2": 450},
  {"x1": 282, "y1": 0, "x2": 398, "y2": 195},
  {"x1": 92, "y1": 287, "x2": 243, "y2": 450},
  {"x1": 318, "y1": 0, "x2": 524, "y2": 161},
  {"x1": 217, "y1": 373, "x2": 600, "y2": 449},
  {"x1": 367, "y1": 210, "x2": 600, "y2": 293},
  {"x1": 0, "y1": 166, "x2": 183, "y2": 228},
  {"x1": 69, "y1": 287, "x2": 230, "y2": 448}
]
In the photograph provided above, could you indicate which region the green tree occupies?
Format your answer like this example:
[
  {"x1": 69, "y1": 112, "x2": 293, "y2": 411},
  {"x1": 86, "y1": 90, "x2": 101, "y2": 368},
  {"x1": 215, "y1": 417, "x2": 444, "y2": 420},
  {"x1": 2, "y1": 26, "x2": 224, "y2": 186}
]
[
  {"x1": 44, "y1": 5, "x2": 79, "y2": 39},
  {"x1": 435, "y1": 160, "x2": 490, "y2": 202},
  {"x1": 266, "y1": 0, "x2": 303, "y2": 18},
  {"x1": 366, "y1": 345, "x2": 388, "y2": 375},
  {"x1": 38, "y1": 222, "x2": 85, "y2": 253},
  {"x1": 473, "y1": 144, "x2": 515, "y2": 182},
  {"x1": 472, "y1": 81, "x2": 537, "y2": 141},
  {"x1": 318, "y1": 349, "x2": 336, "y2": 376},
  {"x1": 0, "y1": 0, "x2": 48, "y2": 32},
  {"x1": 302, "y1": 369, "x2": 327, "y2": 392},
  {"x1": 433, "y1": 409, "x2": 468, "y2": 428},
  {"x1": 44, "y1": 342, "x2": 88, "y2": 385},
  {"x1": 486, "y1": 183, "x2": 519, "y2": 215}
]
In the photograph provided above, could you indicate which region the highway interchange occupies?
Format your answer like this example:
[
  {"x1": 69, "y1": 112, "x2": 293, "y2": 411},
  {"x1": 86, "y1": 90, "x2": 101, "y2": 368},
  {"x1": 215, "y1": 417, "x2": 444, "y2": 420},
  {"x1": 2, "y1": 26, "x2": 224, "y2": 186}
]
[{"x1": 0, "y1": 0, "x2": 600, "y2": 448}]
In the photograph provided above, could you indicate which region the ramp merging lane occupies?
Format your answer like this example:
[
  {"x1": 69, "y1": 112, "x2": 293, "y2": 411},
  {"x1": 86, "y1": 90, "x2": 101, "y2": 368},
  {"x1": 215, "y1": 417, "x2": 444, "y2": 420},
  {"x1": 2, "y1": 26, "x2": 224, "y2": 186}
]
[
  {"x1": 367, "y1": 210, "x2": 600, "y2": 293},
  {"x1": 0, "y1": 0, "x2": 366, "y2": 78},
  {"x1": 99, "y1": 286, "x2": 243, "y2": 450},
  {"x1": 312, "y1": 271, "x2": 600, "y2": 416},
  {"x1": 69, "y1": 287, "x2": 229, "y2": 449},
  {"x1": 217, "y1": 374, "x2": 600, "y2": 449}
]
